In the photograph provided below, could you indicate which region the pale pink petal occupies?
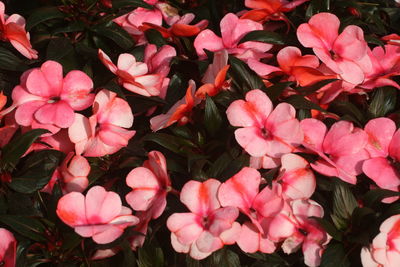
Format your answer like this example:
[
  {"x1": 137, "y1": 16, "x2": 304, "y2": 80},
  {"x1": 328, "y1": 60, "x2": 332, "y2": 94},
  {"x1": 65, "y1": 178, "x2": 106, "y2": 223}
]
[
  {"x1": 363, "y1": 158, "x2": 400, "y2": 189},
  {"x1": 56, "y1": 192, "x2": 87, "y2": 227},
  {"x1": 85, "y1": 186, "x2": 122, "y2": 224},
  {"x1": 300, "y1": 118, "x2": 327, "y2": 152},
  {"x1": 234, "y1": 127, "x2": 270, "y2": 157},
  {"x1": 34, "y1": 101, "x2": 75, "y2": 128},
  {"x1": 61, "y1": 70, "x2": 94, "y2": 110},
  {"x1": 364, "y1": 118, "x2": 396, "y2": 158},
  {"x1": 194, "y1": 29, "x2": 224, "y2": 59},
  {"x1": 14, "y1": 100, "x2": 44, "y2": 126}
]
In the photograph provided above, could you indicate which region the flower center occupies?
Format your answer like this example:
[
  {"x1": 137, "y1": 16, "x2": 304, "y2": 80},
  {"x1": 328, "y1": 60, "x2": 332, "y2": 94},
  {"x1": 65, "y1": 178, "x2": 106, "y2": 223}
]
[{"x1": 48, "y1": 96, "x2": 61, "y2": 103}]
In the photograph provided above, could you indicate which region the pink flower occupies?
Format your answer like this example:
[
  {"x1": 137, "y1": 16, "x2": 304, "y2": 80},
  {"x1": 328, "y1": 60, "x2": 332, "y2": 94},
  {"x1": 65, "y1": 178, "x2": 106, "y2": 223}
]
[
  {"x1": 167, "y1": 179, "x2": 240, "y2": 260},
  {"x1": 0, "y1": 228, "x2": 16, "y2": 267},
  {"x1": 126, "y1": 150, "x2": 171, "y2": 219},
  {"x1": 42, "y1": 152, "x2": 90, "y2": 194},
  {"x1": 226, "y1": 89, "x2": 303, "y2": 158},
  {"x1": 98, "y1": 49, "x2": 163, "y2": 97},
  {"x1": 362, "y1": 118, "x2": 400, "y2": 201},
  {"x1": 12, "y1": 60, "x2": 94, "y2": 134},
  {"x1": 277, "y1": 153, "x2": 316, "y2": 200},
  {"x1": 150, "y1": 80, "x2": 199, "y2": 131},
  {"x1": 56, "y1": 186, "x2": 139, "y2": 244},
  {"x1": 113, "y1": 7, "x2": 162, "y2": 45},
  {"x1": 301, "y1": 118, "x2": 369, "y2": 184},
  {"x1": 361, "y1": 215, "x2": 400, "y2": 267},
  {"x1": 68, "y1": 89, "x2": 135, "y2": 157},
  {"x1": 194, "y1": 13, "x2": 272, "y2": 61},
  {"x1": 0, "y1": 2, "x2": 38, "y2": 59},
  {"x1": 268, "y1": 199, "x2": 331, "y2": 267},
  {"x1": 297, "y1": 12, "x2": 372, "y2": 85}
]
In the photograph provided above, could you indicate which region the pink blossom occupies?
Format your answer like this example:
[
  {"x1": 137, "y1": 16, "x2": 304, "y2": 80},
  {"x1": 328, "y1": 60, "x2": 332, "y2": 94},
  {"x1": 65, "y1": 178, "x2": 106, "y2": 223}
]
[
  {"x1": 267, "y1": 199, "x2": 331, "y2": 267},
  {"x1": 56, "y1": 186, "x2": 139, "y2": 244},
  {"x1": 12, "y1": 60, "x2": 94, "y2": 134},
  {"x1": 361, "y1": 214, "x2": 400, "y2": 267},
  {"x1": 126, "y1": 150, "x2": 171, "y2": 219},
  {"x1": 297, "y1": 12, "x2": 372, "y2": 85},
  {"x1": 0, "y1": 2, "x2": 38, "y2": 59},
  {"x1": 113, "y1": 7, "x2": 162, "y2": 45},
  {"x1": 167, "y1": 179, "x2": 240, "y2": 260},
  {"x1": 194, "y1": 13, "x2": 272, "y2": 61},
  {"x1": 362, "y1": 118, "x2": 400, "y2": 201},
  {"x1": 98, "y1": 49, "x2": 163, "y2": 97},
  {"x1": 42, "y1": 152, "x2": 90, "y2": 194},
  {"x1": 0, "y1": 228, "x2": 16, "y2": 267},
  {"x1": 301, "y1": 118, "x2": 369, "y2": 184},
  {"x1": 68, "y1": 89, "x2": 135, "y2": 157},
  {"x1": 226, "y1": 89, "x2": 303, "y2": 158},
  {"x1": 277, "y1": 153, "x2": 316, "y2": 200}
]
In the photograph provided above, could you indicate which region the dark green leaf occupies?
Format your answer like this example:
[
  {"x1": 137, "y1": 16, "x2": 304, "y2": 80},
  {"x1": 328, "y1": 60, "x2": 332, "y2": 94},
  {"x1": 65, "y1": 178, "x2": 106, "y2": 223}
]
[
  {"x1": 144, "y1": 29, "x2": 167, "y2": 48},
  {"x1": 368, "y1": 87, "x2": 397, "y2": 118},
  {"x1": 329, "y1": 100, "x2": 365, "y2": 125},
  {"x1": 306, "y1": 0, "x2": 331, "y2": 18},
  {"x1": 363, "y1": 189, "x2": 400, "y2": 208},
  {"x1": 0, "y1": 47, "x2": 28, "y2": 71},
  {"x1": 204, "y1": 96, "x2": 222, "y2": 136},
  {"x1": 312, "y1": 217, "x2": 343, "y2": 241},
  {"x1": 265, "y1": 82, "x2": 293, "y2": 101},
  {"x1": 238, "y1": 30, "x2": 284, "y2": 45},
  {"x1": 137, "y1": 243, "x2": 164, "y2": 267},
  {"x1": 0, "y1": 215, "x2": 47, "y2": 242},
  {"x1": 144, "y1": 133, "x2": 196, "y2": 154},
  {"x1": 46, "y1": 38, "x2": 74, "y2": 61},
  {"x1": 229, "y1": 56, "x2": 265, "y2": 93},
  {"x1": 1, "y1": 129, "x2": 49, "y2": 169},
  {"x1": 320, "y1": 242, "x2": 351, "y2": 267},
  {"x1": 285, "y1": 95, "x2": 326, "y2": 111},
  {"x1": 112, "y1": 0, "x2": 153, "y2": 9},
  {"x1": 52, "y1": 21, "x2": 85, "y2": 35},
  {"x1": 10, "y1": 150, "x2": 64, "y2": 194},
  {"x1": 296, "y1": 79, "x2": 338, "y2": 95},
  {"x1": 331, "y1": 181, "x2": 358, "y2": 230},
  {"x1": 208, "y1": 153, "x2": 233, "y2": 178},
  {"x1": 92, "y1": 22, "x2": 135, "y2": 50},
  {"x1": 26, "y1": 7, "x2": 66, "y2": 30}
]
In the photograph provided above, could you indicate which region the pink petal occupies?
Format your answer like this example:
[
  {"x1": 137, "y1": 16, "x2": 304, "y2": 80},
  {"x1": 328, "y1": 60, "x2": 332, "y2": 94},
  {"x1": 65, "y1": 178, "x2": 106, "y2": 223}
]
[
  {"x1": 389, "y1": 129, "x2": 400, "y2": 162},
  {"x1": 26, "y1": 61, "x2": 63, "y2": 97},
  {"x1": 61, "y1": 70, "x2": 94, "y2": 110},
  {"x1": 235, "y1": 126, "x2": 270, "y2": 157},
  {"x1": 85, "y1": 186, "x2": 122, "y2": 224},
  {"x1": 300, "y1": 118, "x2": 327, "y2": 152},
  {"x1": 194, "y1": 29, "x2": 224, "y2": 59},
  {"x1": 14, "y1": 100, "x2": 44, "y2": 126},
  {"x1": 167, "y1": 213, "x2": 203, "y2": 245},
  {"x1": 180, "y1": 179, "x2": 221, "y2": 215},
  {"x1": 363, "y1": 158, "x2": 400, "y2": 189},
  {"x1": 34, "y1": 101, "x2": 75, "y2": 128},
  {"x1": 364, "y1": 118, "x2": 395, "y2": 158},
  {"x1": 56, "y1": 192, "x2": 87, "y2": 227},
  {"x1": 218, "y1": 167, "x2": 261, "y2": 213},
  {"x1": 333, "y1": 25, "x2": 367, "y2": 62}
]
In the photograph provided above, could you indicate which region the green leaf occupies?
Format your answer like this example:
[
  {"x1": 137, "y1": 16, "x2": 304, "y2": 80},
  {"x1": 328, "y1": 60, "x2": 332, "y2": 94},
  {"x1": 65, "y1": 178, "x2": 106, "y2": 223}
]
[
  {"x1": 264, "y1": 82, "x2": 293, "y2": 101},
  {"x1": 229, "y1": 56, "x2": 265, "y2": 93},
  {"x1": 144, "y1": 133, "x2": 196, "y2": 154},
  {"x1": 363, "y1": 189, "x2": 400, "y2": 208},
  {"x1": 320, "y1": 242, "x2": 350, "y2": 267},
  {"x1": 368, "y1": 87, "x2": 397, "y2": 118},
  {"x1": 92, "y1": 22, "x2": 135, "y2": 50},
  {"x1": 204, "y1": 96, "x2": 223, "y2": 136},
  {"x1": 137, "y1": 243, "x2": 164, "y2": 267},
  {"x1": 26, "y1": 7, "x2": 66, "y2": 30},
  {"x1": 296, "y1": 79, "x2": 338, "y2": 95},
  {"x1": 144, "y1": 29, "x2": 167, "y2": 48},
  {"x1": 0, "y1": 47, "x2": 28, "y2": 71},
  {"x1": 285, "y1": 95, "x2": 326, "y2": 111},
  {"x1": 208, "y1": 152, "x2": 233, "y2": 178},
  {"x1": 10, "y1": 150, "x2": 64, "y2": 194},
  {"x1": 331, "y1": 181, "x2": 358, "y2": 230},
  {"x1": 112, "y1": 0, "x2": 153, "y2": 9},
  {"x1": 52, "y1": 21, "x2": 85, "y2": 35},
  {"x1": 329, "y1": 100, "x2": 365, "y2": 125},
  {"x1": 0, "y1": 215, "x2": 47, "y2": 242},
  {"x1": 238, "y1": 30, "x2": 284, "y2": 45},
  {"x1": 1, "y1": 129, "x2": 49, "y2": 169},
  {"x1": 312, "y1": 217, "x2": 343, "y2": 241},
  {"x1": 46, "y1": 38, "x2": 74, "y2": 61},
  {"x1": 306, "y1": 0, "x2": 331, "y2": 18}
]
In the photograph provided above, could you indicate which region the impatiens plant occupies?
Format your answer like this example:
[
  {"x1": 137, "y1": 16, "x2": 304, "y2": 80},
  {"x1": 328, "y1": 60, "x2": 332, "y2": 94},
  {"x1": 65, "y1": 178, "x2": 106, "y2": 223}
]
[{"x1": 0, "y1": 0, "x2": 400, "y2": 266}]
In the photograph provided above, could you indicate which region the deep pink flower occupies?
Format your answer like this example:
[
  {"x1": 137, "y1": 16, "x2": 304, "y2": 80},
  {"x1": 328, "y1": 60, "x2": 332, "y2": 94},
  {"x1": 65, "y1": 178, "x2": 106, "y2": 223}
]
[
  {"x1": 362, "y1": 118, "x2": 400, "y2": 201},
  {"x1": 113, "y1": 7, "x2": 162, "y2": 45},
  {"x1": 12, "y1": 60, "x2": 94, "y2": 134},
  {"x1": 301, "y1": 118, "x2": 369, "y2": 184},
  {"x1": 0, "y1": 2, "x2": 38, "y2": 59},
  {"x1": 361, "y1": 215, "x2": 400, "y2": 267},
  {"x1": 226, "y1": 89, "x2": 303, "y2": 158},
  {"x1": 297, "y1": 12, "x2": 372, "y2": 85},
  {"x1": 126, "y1": 150, "x2": 171, "y2": 219},
  {"x1": 194, "y1": 13, "x2": 272, "y2": 61},
  {"x1": 0, "y1": 228, "x2": 16, "y2": 267},
  {"x1": 57, "y1": 186, "x2": 139, "y2": 244},
  {"x1": 167, "y1": 179, "x2": 240, "y2": 260},
  {"x1": 68, "y1": 89, "x2": 135, "y2": 157},
  {"x1": 99, "y1": 49, "x2": 163, "y2": 97}
]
